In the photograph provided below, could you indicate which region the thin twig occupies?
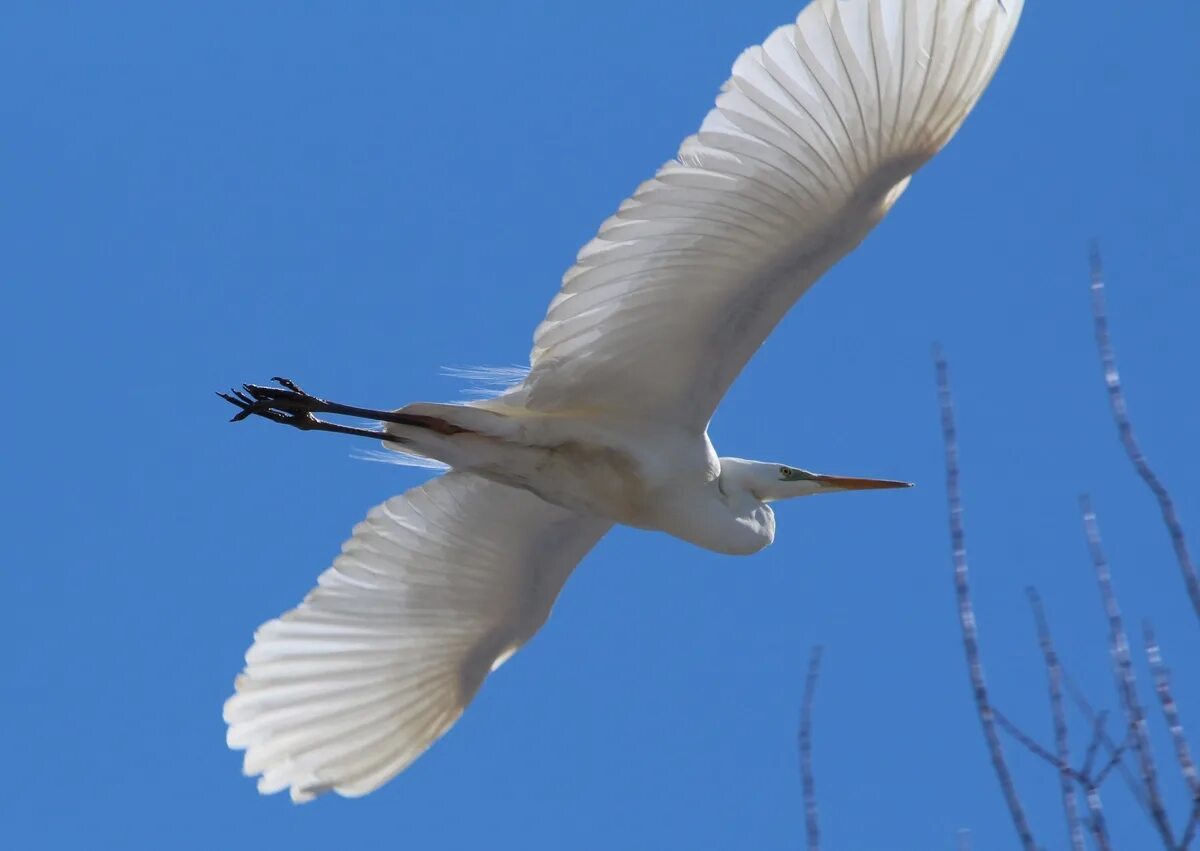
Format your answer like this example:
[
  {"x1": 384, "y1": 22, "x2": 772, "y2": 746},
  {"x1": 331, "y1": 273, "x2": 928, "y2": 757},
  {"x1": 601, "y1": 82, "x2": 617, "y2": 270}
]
[
  {"x1": 993, "y1": 708, "x2": 1074, "y2": 777},
  {"x1": 1078, "y1": 714, "x2": 1125, "y2": 851},
  {"x1": 799, "y1": 645, "x2": 823, "y2": 851},
  {"x1": 1082, "y1": 784, "x2": 1115, "y2": 851},
  {"x1": 992, "y1": 706, "x2": 1132, "y2": 788},
  {"x1": 1094, "y1": 728, "x2": 1134, "y2": 788},
  {"x1": 1090, "y1": 245, "x2": 1200, "y2": 622},
  {"x1": 1027, "y1": 587, "x2": 1086, "y2": 851},
  {"x1": 991, "y1": 701, "x2": 1128, "y2": 849},
  {"x1": 936, "y1": 350, "x2": 1038, "y2": 851},
  {"x1": 1066, "y1": 669, "x2": 1148, "y2": 810},
  {"x1": 1182, "y1": 799, "x2": 1200, "y2": 851},
  {"x1": 1081, "y1": 711, "x2": 1110, "y2": 779},
  {"x1": 1143, "y1": 621, "x2": 1200, "y2": 801},
  {"x1": 1082, "y1": 496, "x2": 1176, "y2": 848}
]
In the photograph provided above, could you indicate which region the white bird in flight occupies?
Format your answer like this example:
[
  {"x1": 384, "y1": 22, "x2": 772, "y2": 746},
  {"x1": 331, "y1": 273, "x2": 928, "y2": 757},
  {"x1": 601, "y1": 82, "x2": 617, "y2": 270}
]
[{"x1": 221, "y1": 0, "x2": 1023, "y2": 802}]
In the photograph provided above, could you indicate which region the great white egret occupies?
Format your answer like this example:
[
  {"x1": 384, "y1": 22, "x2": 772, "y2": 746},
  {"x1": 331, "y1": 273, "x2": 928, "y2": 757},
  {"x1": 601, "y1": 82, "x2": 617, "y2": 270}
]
[{"x1": 221, "y1": 0, "x2": 1023, "y2": 802}]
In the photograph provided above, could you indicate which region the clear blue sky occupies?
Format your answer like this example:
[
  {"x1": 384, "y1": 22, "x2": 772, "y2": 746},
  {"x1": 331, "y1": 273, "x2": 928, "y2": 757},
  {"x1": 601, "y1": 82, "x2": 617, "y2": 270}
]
[{"x1": 4, "y1": 3, "x2": 1197, "y2": 848}]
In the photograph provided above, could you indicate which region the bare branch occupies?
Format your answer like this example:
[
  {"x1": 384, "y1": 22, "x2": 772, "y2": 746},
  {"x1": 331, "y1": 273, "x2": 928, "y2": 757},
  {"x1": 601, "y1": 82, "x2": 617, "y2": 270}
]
[
  {"x1": 1182, "y1": 799, "x2": 1200, "y2": 851},
  {"x1": 1066, "y1": 669, "x2": 1148, "y2": 809},
  {"x1": 799, "y1": 645, "x2": 823, "y2": 851},
  {"x1": 1089, "y1": 245, "x2": 1200, "y2": 621},
  {"x1": 991, "y1": 703, "x2": 1126, "y2": 849},
  {"x1": 1081, "y1": 711, "x2": 1110, "y2": 779},
  {"x1": 1027, "y1": 587, "x2": 1086, "y2": 851},
  {"x1": 1143, "y1": 620, "x2": 1200, "y2": 801},
  {"x1": 993, "y1": 707, "x2": 1074, "y2": 776},
  {"x1": 1076, "y1": 713, "x2": 1127, "y2": 851},
  {"x1": 1082, "y1": 785, "x2": 1115, "y2": 851},
  {"x1": 936, "y1": 350, "x2": 1038, "y2": 851},
  {"x1": 1094, "y1": 727, "x2": 1134, "y2": 788},
  {"x1": 1081, "y1": 497, "x2": 1176, "y2": 847}
]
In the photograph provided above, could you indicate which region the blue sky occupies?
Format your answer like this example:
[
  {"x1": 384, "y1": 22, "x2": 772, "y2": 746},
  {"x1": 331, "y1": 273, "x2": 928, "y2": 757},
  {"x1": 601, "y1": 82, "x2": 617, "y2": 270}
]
[{"x1": 4, "y1": 2, "x2": 1198, "y2": 848}]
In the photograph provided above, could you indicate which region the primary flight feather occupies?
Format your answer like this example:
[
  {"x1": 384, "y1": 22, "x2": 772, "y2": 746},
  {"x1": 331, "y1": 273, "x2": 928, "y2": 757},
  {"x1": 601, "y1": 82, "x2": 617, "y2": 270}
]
[{"x1": 222, "y1": 0, "x2": 1023, "y2": 802}]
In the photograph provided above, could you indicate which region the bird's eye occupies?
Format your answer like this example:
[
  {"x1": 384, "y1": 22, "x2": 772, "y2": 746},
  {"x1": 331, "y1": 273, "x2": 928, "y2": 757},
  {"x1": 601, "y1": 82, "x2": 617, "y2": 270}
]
[{"x1": 780, "y1": 466, "x2": 792, "y2": 477}]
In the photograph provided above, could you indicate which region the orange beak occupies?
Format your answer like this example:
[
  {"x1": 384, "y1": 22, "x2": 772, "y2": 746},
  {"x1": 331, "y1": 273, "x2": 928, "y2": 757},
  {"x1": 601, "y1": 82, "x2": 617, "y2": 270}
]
[{"x1": 812, "y1": 474, "x2": 913, "y2": 491}]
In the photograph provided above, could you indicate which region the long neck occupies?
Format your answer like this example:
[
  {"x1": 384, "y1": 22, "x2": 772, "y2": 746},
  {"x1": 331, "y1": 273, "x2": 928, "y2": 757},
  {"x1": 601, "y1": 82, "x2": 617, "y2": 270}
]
[{"x1": 654, "y1": 476, "x2": 775, "y2": 556}]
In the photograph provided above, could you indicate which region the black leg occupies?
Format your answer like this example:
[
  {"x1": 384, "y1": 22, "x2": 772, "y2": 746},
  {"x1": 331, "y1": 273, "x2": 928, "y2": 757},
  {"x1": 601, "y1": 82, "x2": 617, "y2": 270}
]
[{"x1": 218, "y1": 377, "x2": 413, "y2": 444}]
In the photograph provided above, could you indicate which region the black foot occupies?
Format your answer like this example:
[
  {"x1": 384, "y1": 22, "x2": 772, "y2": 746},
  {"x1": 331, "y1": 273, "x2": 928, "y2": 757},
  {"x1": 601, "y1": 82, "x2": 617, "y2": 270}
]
[
  {"x1": 218, "y1": 377, "x2": 325, "y2": 430},
  {"x1": 218, "y1": 377, "x2": 427, "y2": 445}
]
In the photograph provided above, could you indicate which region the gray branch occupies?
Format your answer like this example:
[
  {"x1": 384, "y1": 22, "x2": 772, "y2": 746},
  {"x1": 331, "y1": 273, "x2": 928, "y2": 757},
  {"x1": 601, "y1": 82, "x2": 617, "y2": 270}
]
[
  {"x1": 1081, "y1": 711, "x2": 1110, "y2": 779},
  {"x1": 799, "y1": 645, "x2": 823, "y2": 851},
  {"x1": 1182, "y1": 800, "x2": 1200, "y2": 851},
  {"x1": 936, "y1": 350, "x2": 1038, "y2": 851},
  {"x1": 1081, "y1": 497, "x2": 1176, "y2": 848},
  {"x1": 1027, "y1": 587, "x2": 1086, "y2": 851},
  {"x1": 1089, "y1": 246, "x2": 1200, "y2": 622},
  {"x1": 1143, "y1": 621, "x2": 1200, "y2": 807},
  {"x1": 991, "y1": 706, "x2": 1124, "y2": 850},
  {"x1": 1066, "y1": 669, "x2": 1150, "y2": 811},
  {"x1": 1083, "y1": 784, "x2": 1115, "y2": 851}
]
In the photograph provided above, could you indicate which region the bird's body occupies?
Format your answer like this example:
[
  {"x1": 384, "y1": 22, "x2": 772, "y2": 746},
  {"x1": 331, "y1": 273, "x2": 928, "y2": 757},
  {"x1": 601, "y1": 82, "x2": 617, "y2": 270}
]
[
  {"x1": 385, "y1": 403, "x2": 693, "y2": 527},
  {"x1": 222, "y1": 0, "x2": 1024, "y2": 802},
  {"x1": 383, "y1": 403, "x2": 772, "y2": 553}
]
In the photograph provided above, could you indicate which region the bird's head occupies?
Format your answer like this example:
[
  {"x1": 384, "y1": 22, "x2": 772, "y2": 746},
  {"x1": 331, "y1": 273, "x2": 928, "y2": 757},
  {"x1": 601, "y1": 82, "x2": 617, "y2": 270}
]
[{"x1": 719, "y1": 458, "x2": 912, "y2": 503}]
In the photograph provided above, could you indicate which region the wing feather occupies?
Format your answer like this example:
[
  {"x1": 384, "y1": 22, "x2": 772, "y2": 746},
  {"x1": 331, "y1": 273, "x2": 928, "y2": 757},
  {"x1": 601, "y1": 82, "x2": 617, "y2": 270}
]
[
  {"x1": 501, "y1": 0, "x2": 1022, "y2": 428},
  {"x1": 225, "y1": 473, "x2": 609, "y2": 802}
]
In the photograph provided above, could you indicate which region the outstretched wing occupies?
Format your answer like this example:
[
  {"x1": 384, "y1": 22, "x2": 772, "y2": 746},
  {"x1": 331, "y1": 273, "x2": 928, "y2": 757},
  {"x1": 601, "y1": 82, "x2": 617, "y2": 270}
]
[
  {"x1": 224, "y1": 473, "x2": 610, "y2": 802},
  {"x1": 503, "y1": 0, "x2": 1022, "y2": 428}
]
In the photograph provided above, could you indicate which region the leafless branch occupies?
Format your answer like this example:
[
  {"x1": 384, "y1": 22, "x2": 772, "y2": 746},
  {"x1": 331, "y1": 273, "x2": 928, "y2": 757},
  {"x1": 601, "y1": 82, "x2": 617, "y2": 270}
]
[
  {"x1": 1182, "y1": 799, "x2": 1200, "y2": 851},
  {"x1": 993, "y1": 708, "x2": 1070, "y2": 774},
  {"x1": 993, "y1": 706, "x2": 1129, "y2": 783},
  {"x1": 1143, "y1": 621, "x2": 1200, "y2": 803},
  {"x1": 1082, "y1": 496, "x2": 1176, "y2": 847},
  {"x1": 1074, "y1": 715, "x2": 1126, "y2": 851},
  {"x1": 991, "y1": 707, "x2": 1130, "y2": 849},
  {"x1": 1089, "y1": 245, "x2": 1200, "y2": 622},
  {"x1": 1083, "y1": 785, "x2": 1115, "y2": 851},
  {"x1": 1094, "y1": 729, "x2": 1134, "y2": 788},
  {"x1": 1081, "y1": 711, "x2": 1110, "y2": 779},
  {"x1": 936, "y1": 350, "x2": 1038, "y2": 851},
  {"x1": 1077, "y1": 715, "x2": 1129, "y2": 851},
  {"x1": 1066, "y1": 669, "x2": 1149, "y2": 809},
  {"x1": 1027, "y1": 587, "x2": 1086, "y2": 851},
  {"x1": 799, "y1": 645, "x2": 823, "y2": 851}
]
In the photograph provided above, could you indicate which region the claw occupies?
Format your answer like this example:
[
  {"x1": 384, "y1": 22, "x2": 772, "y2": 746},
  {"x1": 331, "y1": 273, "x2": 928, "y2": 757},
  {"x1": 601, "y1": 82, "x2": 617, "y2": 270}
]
[
  {"x1": 220, "y1": 376, "x2": 331, "y2": 431},
  {"x1": 271, "y1": 376, "x2": 304, "y2": 394},
  {"x1": 219, "y1": 390, "x2": 256, "y2": 422},
  {"x1": 242, "y1": 382, "x2": 302, "y2": 403}
]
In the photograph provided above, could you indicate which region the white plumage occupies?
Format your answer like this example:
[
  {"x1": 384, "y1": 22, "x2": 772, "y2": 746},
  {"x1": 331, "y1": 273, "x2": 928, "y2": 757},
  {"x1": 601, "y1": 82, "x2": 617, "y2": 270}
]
[
  {"x1": 224, "y1": 0, "x2": 1022, "y2": 802},
  {"x1": 509, "y1": 0, "x2": 1020, "y2": 427},
  {"x1": 225, "y1": 475, "x2": 608, "y2": 801}
]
